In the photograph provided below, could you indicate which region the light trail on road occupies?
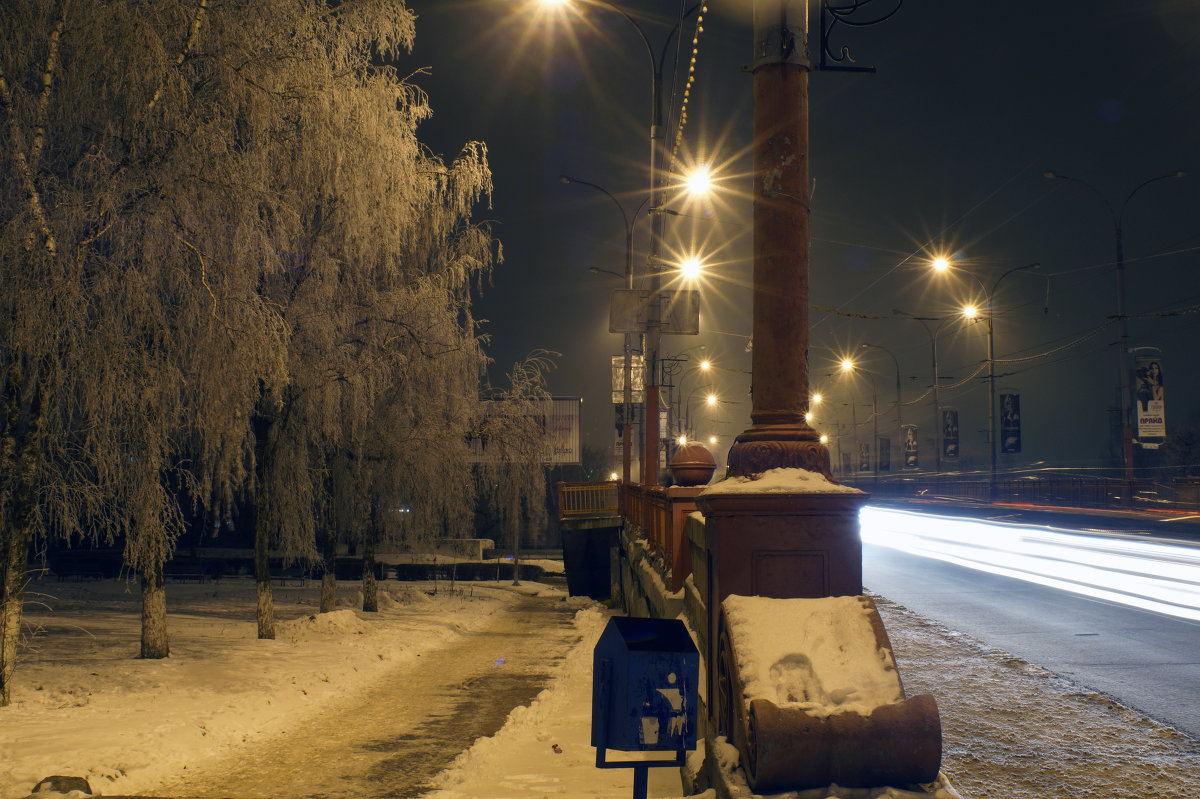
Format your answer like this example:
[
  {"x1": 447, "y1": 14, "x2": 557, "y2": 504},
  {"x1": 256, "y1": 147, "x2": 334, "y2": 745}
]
[{"x1": 860, "y1": 506, "x2": 1200, "y2": 621}]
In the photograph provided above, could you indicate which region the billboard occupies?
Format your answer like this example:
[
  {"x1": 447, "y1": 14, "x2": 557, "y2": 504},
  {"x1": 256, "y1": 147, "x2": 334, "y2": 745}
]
[{"x1": 468, "y1": 396, "x2": 581, "y2": 465}]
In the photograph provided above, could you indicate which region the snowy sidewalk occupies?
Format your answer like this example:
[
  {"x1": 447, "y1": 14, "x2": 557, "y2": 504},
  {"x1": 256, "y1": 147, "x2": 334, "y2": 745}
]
[{"x1": 429, "y1": 592, "x2": 1200, "y2": 799}]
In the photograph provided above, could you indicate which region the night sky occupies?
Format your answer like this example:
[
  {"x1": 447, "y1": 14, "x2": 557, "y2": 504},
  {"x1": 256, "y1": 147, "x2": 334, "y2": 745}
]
[{"x1": 403, "y1": 0, "x2": 1200, "y2": 477}]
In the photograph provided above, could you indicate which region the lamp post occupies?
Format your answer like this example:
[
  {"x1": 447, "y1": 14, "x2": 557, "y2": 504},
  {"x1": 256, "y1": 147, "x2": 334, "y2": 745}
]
[
  {"x1": 561, "y1": 174, "x2": 640, "y2": 484},
  {"x1": 895, "y1": 312, "x2": 956, "y2": 474},
  {"x1": 1044, "y1": 170, "x2": 1185, "y2": 502},
  {"x1": 551, "y1": 0, "x2": 706, "y2": 485},
  {"x1": 944, "y1": 261, "x2": 1039, "y2": 499},
  {"x1": 840, "y1": 359, "x2": 878, "y2": 482},
  {"x1": 860, "y1": 343, "x2": 901, "y2": 474}
]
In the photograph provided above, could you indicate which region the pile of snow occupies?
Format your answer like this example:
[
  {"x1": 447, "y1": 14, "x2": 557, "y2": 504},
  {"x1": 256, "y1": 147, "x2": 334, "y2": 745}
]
[
  {"x1": 723, "y1": 595, "x2": 902, "y2": 718},
  {"x1": 277, "y1": 608, "x2": 374, "y2": 642},
  {"x1": 702, "y1": 468, "x2": 864, "y2": 496}
]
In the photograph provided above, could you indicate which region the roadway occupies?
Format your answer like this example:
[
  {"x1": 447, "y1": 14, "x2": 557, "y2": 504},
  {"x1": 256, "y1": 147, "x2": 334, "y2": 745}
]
[{"x1": 860, "y1": 500, "x2": 1200, "y2": 738}]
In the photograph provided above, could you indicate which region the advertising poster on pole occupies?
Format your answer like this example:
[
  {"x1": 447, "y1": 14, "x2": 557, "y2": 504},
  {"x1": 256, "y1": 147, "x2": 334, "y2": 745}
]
[
  {"x1": 942, "y1": 409, "x2": 960, "y2": 460},
  {"x1": 902, "y1": 425, "x2": 919, "y2": 469},
  {"x1": 857, "y1": 441, "x2": 872, "y2": 474},
  {"x1": 1000, "y1": 392, "x2": 1021, "y2": 454},
  {"x1": 877, "y1": 436, "x2": 891, "y2": 472},
  {"x1": 610, "y1": 354, "x2": 645, "y2": 404},
  {"x1": 1134, "y1": 355, "x2": 1165, "y2": 439}
]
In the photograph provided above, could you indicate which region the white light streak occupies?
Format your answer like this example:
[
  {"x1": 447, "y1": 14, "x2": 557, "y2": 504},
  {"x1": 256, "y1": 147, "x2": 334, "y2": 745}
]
[{"x1": 860, "y1": 506, "x2": 1200, "y2": 622}]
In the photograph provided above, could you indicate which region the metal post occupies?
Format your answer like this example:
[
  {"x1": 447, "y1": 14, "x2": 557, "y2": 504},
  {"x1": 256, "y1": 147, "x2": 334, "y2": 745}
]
[
  {"x1": 1044, "y1": 170, "x2": 1185, "y2": 504},
  {"x1": 863, "y1": 343, "x2": 901, "y2": 475},
  {"x1": 986, "y1": 310, "x2": 996, "y2": 500}
]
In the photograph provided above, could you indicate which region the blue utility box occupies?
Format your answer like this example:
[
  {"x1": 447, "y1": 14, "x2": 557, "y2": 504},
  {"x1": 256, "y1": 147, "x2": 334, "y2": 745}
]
[{"x1": 591, "y1": 616, "x2": 700, "y2": 753}]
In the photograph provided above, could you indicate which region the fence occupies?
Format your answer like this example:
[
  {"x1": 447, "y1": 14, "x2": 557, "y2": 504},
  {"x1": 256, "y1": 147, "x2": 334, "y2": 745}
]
[{"x1": 556, "y1": 480, "x2": 620, "y2": 518}]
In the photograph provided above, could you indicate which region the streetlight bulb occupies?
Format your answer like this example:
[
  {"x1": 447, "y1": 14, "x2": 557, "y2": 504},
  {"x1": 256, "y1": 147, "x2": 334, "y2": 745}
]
[
  {"x1": 699, "y1": 359, "x2": 711, "y2": 371},
  {"x1": 709, "y1": 435, "x2": 717, "y2": 445},
  {"x1": 705, "y1": 393, "x2": 717, "y2": 406},
  {"x1": 931, "y1": 256, "x2": 951, "y2": 272},
  {"x1": 609, "y1": 472, "x2": 618, "y2": 481},
  {"x1": 678, "y1": 435, "x2": 688, "y2": 446},
  {"x1": 963, "y1": 304, "x2": 978, "y2": 319},
  {"x1": 805, "y1": 412, "x2": 814, "y2": 423},
  {"x1": 811, "y1": 393, "x2": 822, "y2": 405},
  {"x1": 685, "y1": 165, "x2": 712, "y2": 195},
  {"x1": 841, "y1": 359, "x2": 854, "y2": 372},
  {"x1": 680, "y1": 256, "x2": 703, "y2": 279},
  {"x1": 820, "y1": 434, "x2": 829, "y2": 444}
]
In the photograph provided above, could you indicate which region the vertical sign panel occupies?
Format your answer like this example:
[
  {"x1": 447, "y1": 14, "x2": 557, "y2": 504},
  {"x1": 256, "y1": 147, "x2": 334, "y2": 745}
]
[
  {"x1": 902, "y1": 425, "x2": 919, "y2": 469},
  {"x1": 1134, "y1": 356, "x2": 1165, "y2": 438},
  {"x1": 1000, "y1": 392, "x2": 1021, "y2": 454},
  {"x1": 942, "y1": 409, "x2": 959, "y2": 460}
]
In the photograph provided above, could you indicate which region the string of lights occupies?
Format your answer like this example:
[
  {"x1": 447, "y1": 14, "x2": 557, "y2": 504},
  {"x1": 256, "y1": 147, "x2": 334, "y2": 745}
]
[{"x1": 670, "y1": 3, "x2": 707, "y2": 161}]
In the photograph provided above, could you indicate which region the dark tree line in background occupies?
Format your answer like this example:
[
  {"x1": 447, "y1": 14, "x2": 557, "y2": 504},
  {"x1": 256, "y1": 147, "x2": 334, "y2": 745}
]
[{"x1": 0, "y1": 0, "x2": 549, "y2": 706}]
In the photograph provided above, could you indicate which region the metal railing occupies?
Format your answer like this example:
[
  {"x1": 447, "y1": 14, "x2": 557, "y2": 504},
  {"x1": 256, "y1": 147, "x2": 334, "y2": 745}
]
[{"x1": 556, "y1": 481, "x2": 620, "y2": 517}]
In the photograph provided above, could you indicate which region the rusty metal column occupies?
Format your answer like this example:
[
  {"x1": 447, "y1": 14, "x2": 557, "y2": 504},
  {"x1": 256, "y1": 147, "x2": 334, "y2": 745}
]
[{"x1": 726, "y1": 0, "x2": 830, "y2": 479}]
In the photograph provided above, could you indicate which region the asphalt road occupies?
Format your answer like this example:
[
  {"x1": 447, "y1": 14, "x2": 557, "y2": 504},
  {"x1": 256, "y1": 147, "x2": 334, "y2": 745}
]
[{"x1": 862, "y1": 506, "x2": 1200, "y2": 738}]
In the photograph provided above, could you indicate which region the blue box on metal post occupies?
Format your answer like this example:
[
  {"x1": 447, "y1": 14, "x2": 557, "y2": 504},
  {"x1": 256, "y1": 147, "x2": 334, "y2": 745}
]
[{"x1": 591, "y1": 616, "x2": 699, "y2": 753}]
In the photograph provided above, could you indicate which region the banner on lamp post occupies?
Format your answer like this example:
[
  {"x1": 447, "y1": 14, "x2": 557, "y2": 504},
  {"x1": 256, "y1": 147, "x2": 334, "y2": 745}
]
[
  {"x1": 942, "y1": 409, "x2": 960, "y2": 460},
  {"x1": 1134, "y1": 355, "x2": 1165, "y2": 439},
  {"x1": 857, "y1": 441, "x2": 872, "y2": 474},
  {"x1": 902, "y1": 425, "x2": 919, "y2": 469},
  {"x1": 1000, "y1": 392, "x2": 1021, "y2": 454},
  {"x1": 611, "y1": 354, "x2": 645, "y2": 404}
]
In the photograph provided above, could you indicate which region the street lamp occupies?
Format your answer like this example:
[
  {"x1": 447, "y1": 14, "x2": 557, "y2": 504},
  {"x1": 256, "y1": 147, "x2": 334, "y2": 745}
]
[
  {"x1": 1044, "y1": 170, "x2": 1186, "y2": 502},
  {"x1": 550, "y1": 0, "x2": 706, "y2": 486},
  {"x1": 838, "y1": 358, "x2": 880, "y2": 481},
  {"x1": 893, "y1": 310, "x2": 961, "y2": 474},
  {"x1": 562, "y1": 174, "x2": 640, "y2": 485},
  {"x1": 860, "y1": 343, "x2": 902, "y2": 475},
  {"x1": 933, "y1": 260, "x2": 1040, "y2": 499}
]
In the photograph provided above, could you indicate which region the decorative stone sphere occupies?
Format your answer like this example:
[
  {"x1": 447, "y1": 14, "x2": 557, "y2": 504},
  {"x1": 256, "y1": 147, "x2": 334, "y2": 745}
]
[{"x1": 669, "y1": 443, "x2": 717, "y2": 486}]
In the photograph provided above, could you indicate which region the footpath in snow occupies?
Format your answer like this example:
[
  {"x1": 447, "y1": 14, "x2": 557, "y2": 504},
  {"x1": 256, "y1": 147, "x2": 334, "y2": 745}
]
[{"x1": 4, "y1": 576, "x2": 1200, "y2": 798}]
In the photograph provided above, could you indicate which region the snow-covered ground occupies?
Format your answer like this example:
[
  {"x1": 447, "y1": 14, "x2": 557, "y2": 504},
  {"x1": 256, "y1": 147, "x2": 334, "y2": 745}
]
[{"x1": 4, "y1": 574, "x2": 1200, "y2": 799}]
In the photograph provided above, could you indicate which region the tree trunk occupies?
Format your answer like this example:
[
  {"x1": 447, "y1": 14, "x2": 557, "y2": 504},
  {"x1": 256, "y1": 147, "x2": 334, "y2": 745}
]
[
  {"x1": 255, "y1": 507, "x2": 275, "y2": 639},
  {"x1": 320, "y1": 527, "x2": 337, "y2": 613},
  {"x1": 139, "y1": 561, "x2": 169, "y2": 659},
  {"x1": 362, "y1": 543, "x2": 378, "y2": 613},
  {"x1": 0, "y1": 519, "x2": 33, "y2": 706},
  {"x1": 509, "y1": 495, "x2": 521, "y2": 587}
]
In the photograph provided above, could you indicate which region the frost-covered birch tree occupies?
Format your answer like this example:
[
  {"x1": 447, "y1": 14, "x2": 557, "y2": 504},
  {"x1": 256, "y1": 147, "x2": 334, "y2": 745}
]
[
  {"x1": 1, "y1": 0, "x2": 295, "y2": 695},
  {"x1": 476, "y1": 354, "x2": 557, "y2": 584},
  {"x1": 242, "y1": 3, "x2": 496, "y2": 636},
  {"x1": 345, "y1": 277, "x2": 486, "y2": 612}
]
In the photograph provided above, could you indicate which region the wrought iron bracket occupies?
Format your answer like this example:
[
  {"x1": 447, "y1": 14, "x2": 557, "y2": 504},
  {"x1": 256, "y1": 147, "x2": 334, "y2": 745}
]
[{"x1": 818, "y1": 0, "x2": 904, "y2": 73}]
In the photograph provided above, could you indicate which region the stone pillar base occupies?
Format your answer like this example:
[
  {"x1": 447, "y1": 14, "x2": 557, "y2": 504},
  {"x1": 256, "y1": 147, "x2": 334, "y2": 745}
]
[{"x1": 695, "y1": 485, "x2": 869, "y2": 743}]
